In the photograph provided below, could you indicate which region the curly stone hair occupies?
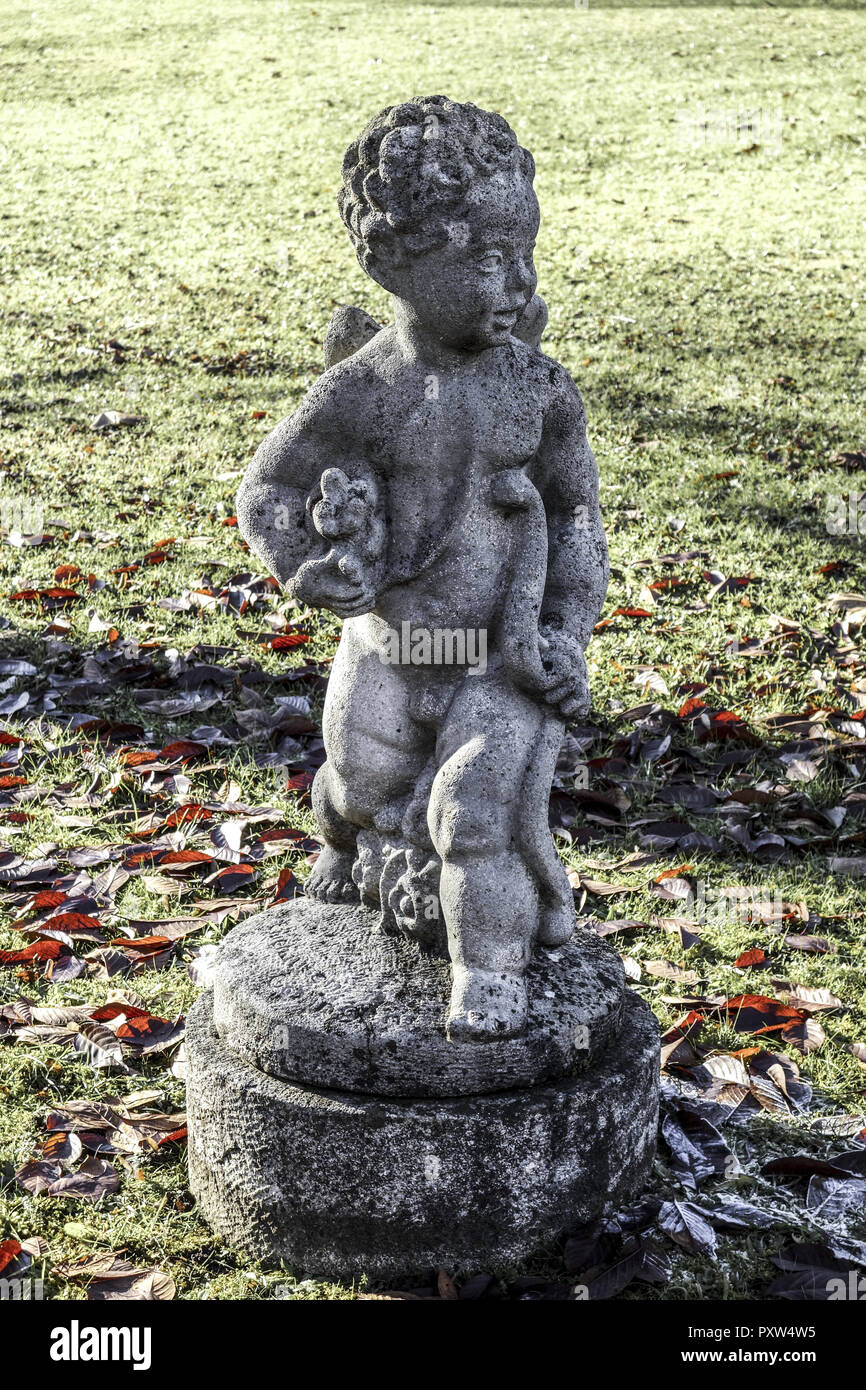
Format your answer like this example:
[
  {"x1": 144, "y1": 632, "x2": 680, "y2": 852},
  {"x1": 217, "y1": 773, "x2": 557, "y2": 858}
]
[{"x1": 338, "y1": 95, "x2": 535, "y2": 272}]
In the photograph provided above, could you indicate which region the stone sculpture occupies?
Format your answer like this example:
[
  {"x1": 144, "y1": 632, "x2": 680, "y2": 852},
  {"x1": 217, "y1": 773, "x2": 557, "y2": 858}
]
[{"x1": 187, "y1": 96, "x2": 659, "y2": 1278}]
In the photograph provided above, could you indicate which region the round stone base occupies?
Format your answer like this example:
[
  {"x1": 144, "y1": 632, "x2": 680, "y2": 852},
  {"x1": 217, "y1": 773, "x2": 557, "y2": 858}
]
[
  {"x1": 212, "y1": 899, "x2": 626, "y2": 1097},
  {"x1": 187, "y1": 988, "x2": 659, "y2": 1280}
]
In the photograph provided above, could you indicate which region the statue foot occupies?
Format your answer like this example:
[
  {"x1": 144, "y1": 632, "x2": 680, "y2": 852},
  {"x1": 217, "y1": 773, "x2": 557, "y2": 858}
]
[
  {"x1": 537, "y1": 897, "x2": 575, "y2": 947},
  {"x1": 306, "y1": 846, "x2": 359, "y2": 903},
  {"x1": 446, "y1": 965, "x2": 528, "y2": 1043}
]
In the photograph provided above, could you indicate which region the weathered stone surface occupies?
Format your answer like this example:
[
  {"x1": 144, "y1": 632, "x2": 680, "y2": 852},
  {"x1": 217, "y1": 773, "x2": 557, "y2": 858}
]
[
  {"x1": 188, "y1": 96, "x2": 659, "y2": 1280},
  {"x1": 188, "y1": 987, "x2": 659, "y2": 1280},
  {"x1": 235, "y1": 95, "x2": 611, "y2": 1040},
  {"x1": 212, "y1": 899, "x2": 626, "y2": 1097}
]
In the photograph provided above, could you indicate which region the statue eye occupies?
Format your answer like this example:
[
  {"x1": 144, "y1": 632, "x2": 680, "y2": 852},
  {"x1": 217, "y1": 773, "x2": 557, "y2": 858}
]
[{"x1": 477, "y1": 250, "x2": 503, "y2": 273}]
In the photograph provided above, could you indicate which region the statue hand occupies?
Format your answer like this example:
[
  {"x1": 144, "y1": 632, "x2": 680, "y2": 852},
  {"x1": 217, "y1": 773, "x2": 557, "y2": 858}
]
[
  {"x1": 296, "y1": 467, "x2": 386, "y2": 617},
  {"x1": 312, "y1": 468, "x2": 373, "y2": 541},
  {"x1": 293, "y1": 551, "x2": 377, "y2": 619},
  {"x1": 536, "y1": 625, "x2": 590, "y2": 720}
]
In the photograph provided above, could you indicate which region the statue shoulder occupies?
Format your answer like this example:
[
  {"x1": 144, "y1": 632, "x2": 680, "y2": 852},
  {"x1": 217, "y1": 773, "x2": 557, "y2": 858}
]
[
  {"x1": 532, "y1": 352, "x2": 587, "y2": 433},
  {"x1": 293, "y1": 350, "x2": 383, "y2": 438},
  {"x1": 243, "y1": 349, "x2": 387, "y2": 496},
  {"x1": 507, "y1": 341, "x2": 584, "y2": 411}
]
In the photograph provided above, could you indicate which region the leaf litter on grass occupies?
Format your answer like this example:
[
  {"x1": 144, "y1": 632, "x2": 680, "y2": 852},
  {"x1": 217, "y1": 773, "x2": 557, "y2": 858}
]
[{"x1": 1, "y1": 0, "x2": 865, "y2": 1303}]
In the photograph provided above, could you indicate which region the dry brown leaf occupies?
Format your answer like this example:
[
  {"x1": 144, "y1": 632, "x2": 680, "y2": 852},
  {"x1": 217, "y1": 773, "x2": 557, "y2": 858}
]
[{"x1": 644, "y1": 960, "x2": 700, "y2": 983}]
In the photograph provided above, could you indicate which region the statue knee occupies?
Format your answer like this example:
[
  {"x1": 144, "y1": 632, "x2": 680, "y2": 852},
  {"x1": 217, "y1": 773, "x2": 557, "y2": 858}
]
[
  {"x1": 312, "y1": 763, "x2": 357, "y2": 848},
  {"x1": 428, "y1": 781, "x2": 506, "y2": 862}
]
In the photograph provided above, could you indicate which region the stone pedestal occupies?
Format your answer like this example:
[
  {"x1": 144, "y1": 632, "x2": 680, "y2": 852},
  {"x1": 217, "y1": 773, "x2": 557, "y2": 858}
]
[{"x1": 187, "y1": 902, "x2": 659, "y2": 1279}]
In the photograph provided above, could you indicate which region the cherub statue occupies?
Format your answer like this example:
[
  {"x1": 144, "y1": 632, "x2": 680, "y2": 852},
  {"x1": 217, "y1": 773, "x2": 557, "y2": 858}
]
[{"x1": 237, "y1": 96, "x2": 609, "y2": 1042}]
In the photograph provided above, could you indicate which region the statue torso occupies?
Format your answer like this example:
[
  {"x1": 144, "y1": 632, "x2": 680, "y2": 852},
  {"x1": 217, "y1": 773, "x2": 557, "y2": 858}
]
[{"x1": 332, "y1": 332, "x2": 552, "y2": 632}]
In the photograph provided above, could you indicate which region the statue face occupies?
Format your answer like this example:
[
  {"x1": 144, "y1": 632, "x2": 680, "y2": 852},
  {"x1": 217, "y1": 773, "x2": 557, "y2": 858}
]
[{"x1": 382, "y1": 169, "x2": 540, "y2": 352}]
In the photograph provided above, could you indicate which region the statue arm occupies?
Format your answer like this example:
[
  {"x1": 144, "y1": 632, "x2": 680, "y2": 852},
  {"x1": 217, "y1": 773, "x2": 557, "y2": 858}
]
[
  {"x1": 536, "y1": 369, "x2": 609, "y2": 650},
  {"x1": 237, "y1": 400, "x2": 386, "y2": 617},
  {"x1": 236, "y1": 414, "x2": 326, "y2": 588},
  {"x1": 513, "y1": 368, "x2": 608, "y2": 721}
]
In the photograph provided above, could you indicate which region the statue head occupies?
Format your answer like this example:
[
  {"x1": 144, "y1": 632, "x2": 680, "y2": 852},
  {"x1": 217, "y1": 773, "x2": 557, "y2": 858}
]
[{"x1": 339, "y1": 95, "x2": 539, "y2": 351}]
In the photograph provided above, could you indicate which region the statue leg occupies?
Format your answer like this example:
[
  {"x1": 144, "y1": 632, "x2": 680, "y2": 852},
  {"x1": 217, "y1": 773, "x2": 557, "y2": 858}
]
[
  {"x1": 307, "y1": 761, "x2": 364, "y2": 902},
  {"x1": 520, "y1": 713, "x2": 576, "y2": 947},
  {"x1": 307, "y1": 622, "x2": 430, "y2": 902},
  {"x1": 428, "y1": 670, "x2": 547, "y2": 1042}
]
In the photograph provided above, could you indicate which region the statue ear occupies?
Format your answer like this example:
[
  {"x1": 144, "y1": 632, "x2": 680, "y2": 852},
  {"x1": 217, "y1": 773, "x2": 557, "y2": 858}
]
[
  {"x1": 361, "y1": 230, "x2": 415, "y2": 293},
  {"x1": 362, "y1": 248, "x2": 401, "y2": 294}
]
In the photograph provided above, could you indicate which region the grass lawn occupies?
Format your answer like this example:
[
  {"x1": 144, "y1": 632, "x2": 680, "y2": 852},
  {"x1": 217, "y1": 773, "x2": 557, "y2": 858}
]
[{"x1": 1, "y1": 0, "x2": 865, "y2": 1301}]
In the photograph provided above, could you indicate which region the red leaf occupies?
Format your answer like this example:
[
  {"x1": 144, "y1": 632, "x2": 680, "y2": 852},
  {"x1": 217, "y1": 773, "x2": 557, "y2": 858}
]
[
  {"x1": 115, "y1": 1015, "x2": 172, "y2": 1042},
  {"x1": 120, "y1": 750, "x2": 158, "y2": 767},
  {"x1": 158, "y1": 850, "x2": 212, "y2": 866},
  {"x1": 122, "y1": 848, "x2": 163, "y2": 867},
  {"x1": 720, "y1": 994, "x2": 804, "y2": 1035},
  {"x1": 90, "y1": 1002, "x2": 151, "y2": 1022},
  {"x1": 157, "y1": 740, "x2": 208, "y2": 764},
  {"x1": 284, "y1": 772, "x2": 314, "y2": 795},
  {"x1": 0, "y1": 940, "x2": 67, "y2": 967},
  {"x1": 733, "y1": 948, "x2": 770, "y2": 970},
  {"x1": 660, "y1": 1011, "x2": 704, "y2": 1070},
  {"x1": 0, "y1": 1239, "x2": 22, "y2": 1274},
  {"x1": 27, "y1": 890, "x2": 67, "y2": 912},
  {"x1": 678, "y1": 696, "x2": 707, "y2": 718},
  {"x1": 655, "y1": 864, "x2": 693, "y2": 882},
  {"x1": 164, "y1": 804, "x2": 212, "y2": 828},
  {"x1": 258, "y1": 827, "x2": 320, "y2": 853},
  {"x1": 39, "y1": 912, "x2": 104, "y2": 935},
  {"x1": 697, "y1": 710, "x2": 752, "y2": 743},
  {"x1": 213, "y1": 864, "x2": 257, "y2": 894},
  {"x1": 157, "y1": 1126, "x2": 188, "y2": 1145},
  {"x1": 271, "y1": 868, "x2": 304, "y2": 904},
  {"x1": 267, "y1": 633, "x2": 311, "y2": 651},
  {"x1": 109, "y1": 935, "x2": 174, "y2": 951},
  {"x1": 40, "y1": 587, "x2": 81, "y2": 602}
]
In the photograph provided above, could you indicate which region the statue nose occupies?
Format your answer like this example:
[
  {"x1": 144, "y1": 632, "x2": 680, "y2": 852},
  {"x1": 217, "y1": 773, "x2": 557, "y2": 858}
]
[{"x1": 508, "y1": 258, "x2": 534, "y2": 297}]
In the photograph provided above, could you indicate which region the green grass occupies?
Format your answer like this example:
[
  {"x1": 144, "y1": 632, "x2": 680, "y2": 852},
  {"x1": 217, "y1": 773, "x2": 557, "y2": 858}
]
[{"x1": 1, "y1": 0, "x2": 865, "y2": 1300}]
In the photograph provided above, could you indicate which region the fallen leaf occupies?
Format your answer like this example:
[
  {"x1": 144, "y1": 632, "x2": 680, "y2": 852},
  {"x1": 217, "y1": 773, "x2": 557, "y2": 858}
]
[
  {"x1": 645, "y1": 960, "x2": 700, "y2": 983},
  {"x1": 658, "y1": 1200, "x2": 717, "y2": 1257},
  {"x1": 660, "y1": 1105, "x2": 739, "y2": 1190},
  {"x1": 72, "y1": 1021, "x2": 130, "y2": 1071}
]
